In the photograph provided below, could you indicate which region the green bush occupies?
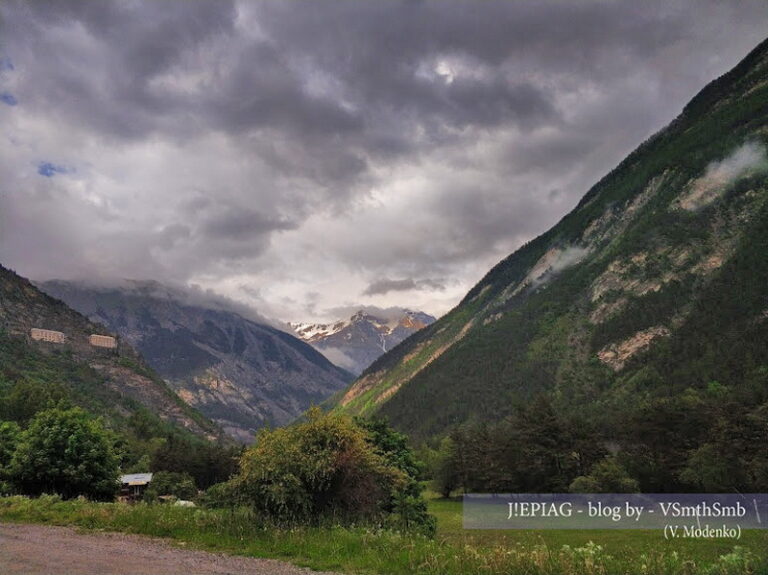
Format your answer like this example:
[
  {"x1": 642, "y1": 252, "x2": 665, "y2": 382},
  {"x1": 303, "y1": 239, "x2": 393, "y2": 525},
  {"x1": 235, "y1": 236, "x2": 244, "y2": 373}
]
[
  {"x1": 143, "y1": 471, "x2": 197, "y2": 502},
  {"x1": 222, "y1": 409, "x2": 434, "y2": 532},
  {"x1": 199, "y1": 480, "x2": 241, "y2": 509},
  {"x1": 430, "y1": 437, "x2": 460, "y2": 498},
  {"x1": 386, "y1": 490, "x2": 437, "y2": 536},
  {"x1": 231, "y1": 408, "x2": 403, "y2": 523},
  {"x1": 10, "y1": 407, "x2": 119, "y2": 500},
  {"x1": 569, "y1": 457, "x2": 639, "y2": 493},
  {"x1": 357, "y1": 416, "x2": 436, "y2": 535},
  {"x1": 0, "y1": 421, "x2": 20, "y2": 494}
]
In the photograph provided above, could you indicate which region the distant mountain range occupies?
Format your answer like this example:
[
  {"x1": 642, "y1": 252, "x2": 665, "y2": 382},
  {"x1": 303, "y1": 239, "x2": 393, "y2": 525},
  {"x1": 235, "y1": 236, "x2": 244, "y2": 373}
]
[
  {"x1": 39, "y1": 280, "x2": 352, "y2": 443},
  {"x1": 333, "y1": 37, "x2": 768, "y2": 441},
  {"x1": 289, "y1": 309, "x2": 435, "y2": 375}
]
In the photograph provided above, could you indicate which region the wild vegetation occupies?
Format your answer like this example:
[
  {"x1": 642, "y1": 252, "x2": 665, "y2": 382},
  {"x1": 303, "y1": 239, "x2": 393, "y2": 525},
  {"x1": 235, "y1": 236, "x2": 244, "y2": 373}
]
[
  {"x1": 0, "y1": 330, "x2": 239, "y2": 495},
  {"x1": 420, "y1": 383, "x2": 768, "y2": 496},
  {"x1": 0, "y1": 353, "x2": 433, "y2": 530},
  {"x1": 0, "y1": 268, "x2": 430, "y2": 529},
  {"x1": 5, "y1": 407, "x2": 119, "y2": 500},
  {"x1": 1, "y1": 493, "x2": 767, "y2": 575},
  {"x1": 202, "y1": 410, "x2": 435, "y2": 533}
]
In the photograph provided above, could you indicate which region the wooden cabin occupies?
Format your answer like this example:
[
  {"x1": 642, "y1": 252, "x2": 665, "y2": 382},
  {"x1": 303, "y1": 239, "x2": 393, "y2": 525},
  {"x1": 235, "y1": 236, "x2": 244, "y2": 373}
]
[{"x1": 118, "y1": 473, "x2": 153, "y2": 502}]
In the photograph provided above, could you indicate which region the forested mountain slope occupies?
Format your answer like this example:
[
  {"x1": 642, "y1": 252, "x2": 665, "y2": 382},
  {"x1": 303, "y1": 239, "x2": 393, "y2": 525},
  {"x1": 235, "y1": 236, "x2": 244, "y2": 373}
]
[{"x1": 334, "y1": 37, "x2": 768, "y2": 445}]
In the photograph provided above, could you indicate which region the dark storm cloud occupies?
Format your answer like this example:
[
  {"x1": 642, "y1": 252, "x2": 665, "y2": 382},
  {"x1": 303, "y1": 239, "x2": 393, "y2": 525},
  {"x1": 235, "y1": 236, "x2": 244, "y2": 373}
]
[
  {"x1": 201, "y1": 207, "x2": 296, "y2": 242},
  {"x1": 0, "y1": 1, "x2": 743, "y2": 177},
  {"x1": 363, "y1": 277, "x2": 446, "y2": 296},
  {"x1": 2, "y1": 0, "x2": 238, "y2": 140},
  {"x1": 1, "y1": 0, "x2": 767, "y2": 321},
  {"x1": 3, "y1": 0, "x2": 563, "y2": 180},
  {"x1": 252, "y1": 1, "x2": 681, "y2": 102},
  {"x1": 211, "y1": 42, "x2": 363, "y2": 137}
]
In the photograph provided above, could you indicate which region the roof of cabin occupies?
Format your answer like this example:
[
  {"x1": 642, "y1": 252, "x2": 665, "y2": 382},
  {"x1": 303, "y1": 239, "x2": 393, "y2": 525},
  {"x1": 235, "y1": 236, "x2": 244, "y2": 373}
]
[{"x1": 119, "y1": 473, "x2": 153, "y2": 486}]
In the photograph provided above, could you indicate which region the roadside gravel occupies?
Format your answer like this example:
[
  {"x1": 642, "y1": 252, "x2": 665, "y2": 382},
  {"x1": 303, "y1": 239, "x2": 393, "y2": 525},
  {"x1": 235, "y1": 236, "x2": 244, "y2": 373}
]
[{"x1": 0, "y1": 523, "x2": 344, "y2": 575}]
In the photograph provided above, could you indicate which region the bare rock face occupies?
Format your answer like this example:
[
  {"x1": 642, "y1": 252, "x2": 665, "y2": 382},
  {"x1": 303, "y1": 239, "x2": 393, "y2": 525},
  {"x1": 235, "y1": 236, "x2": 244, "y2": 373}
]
[
  {"x1": 597, "y1": 326, "x2": 671, "y2": 371},
  {"x1": 39, "y1": 280, "x2": 353, "y2": 443}
]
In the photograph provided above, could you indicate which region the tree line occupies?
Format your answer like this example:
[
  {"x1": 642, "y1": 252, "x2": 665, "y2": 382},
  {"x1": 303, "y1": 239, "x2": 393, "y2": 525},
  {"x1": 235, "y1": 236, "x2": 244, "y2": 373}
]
[
  {"x1": 0, "y1": 402, "x2": 436, "y2": 534},
  {"x1": 421, "y1": 381, "x2": 768, "y2": 497}
]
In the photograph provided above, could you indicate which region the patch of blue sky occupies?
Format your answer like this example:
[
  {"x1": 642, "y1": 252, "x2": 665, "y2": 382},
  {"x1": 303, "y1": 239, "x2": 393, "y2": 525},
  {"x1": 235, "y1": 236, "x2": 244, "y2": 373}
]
[
  {"x1": 37, "y1": 162, "x2": 70, "y2": 177},
  {"x1": 0, "y1": 92, "x2": 17, "y2": 106}
]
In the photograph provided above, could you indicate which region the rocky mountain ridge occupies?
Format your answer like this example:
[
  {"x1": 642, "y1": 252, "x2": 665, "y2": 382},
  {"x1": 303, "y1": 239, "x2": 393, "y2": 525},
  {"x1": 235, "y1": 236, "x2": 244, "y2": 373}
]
[{"x1": 39, "y1": 280, "x2": 353, "y2": 442}]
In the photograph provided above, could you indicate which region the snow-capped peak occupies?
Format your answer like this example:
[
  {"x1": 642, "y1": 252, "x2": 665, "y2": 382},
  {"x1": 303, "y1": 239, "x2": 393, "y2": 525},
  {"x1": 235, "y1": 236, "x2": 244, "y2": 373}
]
[
  {"x1": 288, "y1": 309, "x2": 435, "y2": 344},
  {"x1": 287, "y1": 319, "x2": 350, "y2": 342},
  {"x1": 287, "y1": 308, "x2": 436, "y2": 374}
]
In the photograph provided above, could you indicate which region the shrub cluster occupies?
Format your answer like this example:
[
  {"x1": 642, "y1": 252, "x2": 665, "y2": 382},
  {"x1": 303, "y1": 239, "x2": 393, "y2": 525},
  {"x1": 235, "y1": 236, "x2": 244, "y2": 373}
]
[
  {"x1": 0, "y1": 407, "x2": 119, "y2": 500},
  {"x1": 205, "y1": 409, "x2": 435, "y2": 534}
]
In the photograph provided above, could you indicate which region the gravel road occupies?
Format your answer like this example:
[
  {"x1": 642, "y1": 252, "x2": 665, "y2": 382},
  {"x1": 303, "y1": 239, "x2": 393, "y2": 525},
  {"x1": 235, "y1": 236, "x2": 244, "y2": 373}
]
[{"x1": 0, "y1": 523, "x2": 343, "y2": 575}]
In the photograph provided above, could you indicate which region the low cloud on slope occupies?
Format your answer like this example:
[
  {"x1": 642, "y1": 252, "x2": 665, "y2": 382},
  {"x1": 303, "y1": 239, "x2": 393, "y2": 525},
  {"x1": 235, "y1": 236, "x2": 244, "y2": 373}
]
[{"x1": 681, "y1": 142, "x2": 768, "y2": 210}]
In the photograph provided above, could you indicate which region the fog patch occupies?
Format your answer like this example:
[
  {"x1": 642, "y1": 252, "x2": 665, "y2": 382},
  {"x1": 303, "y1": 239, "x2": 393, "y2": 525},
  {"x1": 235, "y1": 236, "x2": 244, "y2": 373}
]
[
  {"x1": 41, "y1": 278, "x2": 277, "y2": 327},
  {"x1": 317, "y1": 346, "x2": 357, "y2": 372},
  {"x1": 549, "y1": 246, "x2": 591, "y2": 275},
  {"x1": 680, "y1": 142, "x2": 768, "y2": 210},
  {"x1": 363, "y1": 277, "x2": 446, "y2": 296},
  {"x1": 509, "y1": 245, "x2": 590, "y2": 297},
  {"x1": 529, "y1": 245, "x2": 590, "y2": 286}
]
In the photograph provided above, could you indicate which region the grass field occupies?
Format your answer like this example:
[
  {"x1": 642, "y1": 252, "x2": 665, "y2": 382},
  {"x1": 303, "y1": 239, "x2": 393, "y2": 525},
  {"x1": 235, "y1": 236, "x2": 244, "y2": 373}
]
[
  {"x1": 426, "y1": 494, "x2": 768, "y2": 574},
  {"x1": 1, "y1": 492, "x2": 766, "y2": 574}
]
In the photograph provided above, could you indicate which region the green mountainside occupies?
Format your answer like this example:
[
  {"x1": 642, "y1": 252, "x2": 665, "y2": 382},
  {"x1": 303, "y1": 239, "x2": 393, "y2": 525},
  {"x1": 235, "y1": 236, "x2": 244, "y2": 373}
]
[{"x1": 334, "y1": 37, "x2": 768, "y2": 445}]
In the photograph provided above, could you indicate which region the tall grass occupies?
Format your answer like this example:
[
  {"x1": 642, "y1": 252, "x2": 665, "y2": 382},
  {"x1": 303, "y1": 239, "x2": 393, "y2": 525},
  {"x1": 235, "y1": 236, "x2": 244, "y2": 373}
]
[{"x1": 0, "y1": 495, "x2": 766, "y2": 575}]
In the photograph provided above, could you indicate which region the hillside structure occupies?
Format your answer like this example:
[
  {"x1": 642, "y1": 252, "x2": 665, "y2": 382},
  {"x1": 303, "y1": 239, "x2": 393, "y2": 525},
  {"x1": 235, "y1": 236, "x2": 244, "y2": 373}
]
[
  {"x1": 30, "y1": 328, "x2": 65, "y2": 344},
  {"x1": 89, "y1": 334, "x2": 117, "y2": 349},
  {"x1": 118, "y1": 473, "x2": 153, "y2": 502}
]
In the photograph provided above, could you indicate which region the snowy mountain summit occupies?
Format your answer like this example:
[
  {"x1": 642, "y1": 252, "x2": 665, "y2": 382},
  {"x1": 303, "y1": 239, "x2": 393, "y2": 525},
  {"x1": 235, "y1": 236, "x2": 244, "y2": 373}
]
[{"x1": 289, "y1": 309, "x2": 435, "y2": 375}]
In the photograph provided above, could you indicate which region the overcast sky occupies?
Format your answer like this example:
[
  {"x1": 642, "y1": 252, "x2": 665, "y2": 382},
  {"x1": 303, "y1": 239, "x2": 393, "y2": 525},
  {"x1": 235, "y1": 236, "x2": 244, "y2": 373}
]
[{"x1": 1, "y1": 1, "x2": 766, "y2": 323}]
